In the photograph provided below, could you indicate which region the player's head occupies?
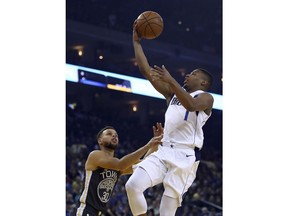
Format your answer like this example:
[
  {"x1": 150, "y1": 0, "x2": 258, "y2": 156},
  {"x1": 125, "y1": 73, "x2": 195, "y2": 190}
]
[
  {"x1": 96, "y1": 126, "x2": 119, "y2": 150},
  {"x1": 183, "y1": 68, "x2": 213, "y2": 92}
]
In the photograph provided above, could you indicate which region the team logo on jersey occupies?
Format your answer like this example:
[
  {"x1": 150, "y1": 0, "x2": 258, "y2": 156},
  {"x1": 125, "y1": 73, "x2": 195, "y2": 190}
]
[
  {"x1": 170, "y1": 97, "x2": 182, "y2": 106},
  {"x1": 97, "y1": 170, "x2": 118, "y2": 203}
]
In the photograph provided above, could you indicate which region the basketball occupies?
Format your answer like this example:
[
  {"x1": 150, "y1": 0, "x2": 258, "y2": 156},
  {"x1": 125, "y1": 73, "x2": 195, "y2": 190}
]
[{"x1": 136, "y1": 11, "x2": 164, "y2": 39}]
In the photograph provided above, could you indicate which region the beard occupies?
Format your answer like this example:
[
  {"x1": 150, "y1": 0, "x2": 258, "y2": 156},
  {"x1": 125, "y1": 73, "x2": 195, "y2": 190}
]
[{"x1": 104, "y1": 142, "x2": 118, "y2": 150}]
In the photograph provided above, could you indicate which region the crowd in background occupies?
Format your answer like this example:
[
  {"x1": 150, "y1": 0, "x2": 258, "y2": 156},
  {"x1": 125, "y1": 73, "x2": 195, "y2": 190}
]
[
  {"x1": 66, "y1": 0, "x2": 222, "y2": 56},
  {"x1": 66, "y1": 0, "x2": 223, "y2": 96},
  {"x1": 66, "y1": 102, "x2": 222, "y2": 216},
  {"x1": 66, "y1": 1, "x2": 222, "y2": 215}
]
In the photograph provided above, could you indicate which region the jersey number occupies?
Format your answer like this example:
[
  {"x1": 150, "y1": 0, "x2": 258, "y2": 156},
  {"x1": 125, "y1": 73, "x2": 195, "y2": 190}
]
[{"x1": 102, "y1": 191, "x2": 109, "y2": 201}]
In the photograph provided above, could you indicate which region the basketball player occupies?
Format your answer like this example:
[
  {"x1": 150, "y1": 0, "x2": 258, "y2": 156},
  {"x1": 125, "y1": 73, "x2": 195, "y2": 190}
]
[
  {"x1": 125, "y1": 22, "x2": 214, "y2": 216},
  {"x1": 75, "y1": 123, "x2": 163, "y2": 216}
]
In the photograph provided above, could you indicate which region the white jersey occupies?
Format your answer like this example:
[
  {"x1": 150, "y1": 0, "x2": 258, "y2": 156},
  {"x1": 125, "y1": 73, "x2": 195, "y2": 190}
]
[{"x1": 162, "y1": 90, "x2": 211, "y2": 149}]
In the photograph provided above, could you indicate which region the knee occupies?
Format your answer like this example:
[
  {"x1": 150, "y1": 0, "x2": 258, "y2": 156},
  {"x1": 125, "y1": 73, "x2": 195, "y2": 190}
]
[
  {"x1": 125, "y1": 177, "x2": 136, "y2": 194},
  {"x1": 125, "y1": 167, "x2": 151, "y2": 195}
]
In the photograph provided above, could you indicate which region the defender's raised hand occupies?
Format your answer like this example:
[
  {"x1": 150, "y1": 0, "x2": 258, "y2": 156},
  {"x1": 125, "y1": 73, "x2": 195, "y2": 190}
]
[
  {"x1": 147, "y1": 134, "x2": 163, "y2": 148},
  {"x1": 153, "y1": 122, "x2": 163, "y2": 137}
]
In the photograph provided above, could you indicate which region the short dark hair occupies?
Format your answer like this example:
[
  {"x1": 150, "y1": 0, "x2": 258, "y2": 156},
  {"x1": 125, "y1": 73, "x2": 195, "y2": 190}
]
[
  {"x1": 198, "y1": 68, "x2": 213, "y2": 90},
  {"x1": 96, "y1": 126, "x2": 115, "y2": 140}
]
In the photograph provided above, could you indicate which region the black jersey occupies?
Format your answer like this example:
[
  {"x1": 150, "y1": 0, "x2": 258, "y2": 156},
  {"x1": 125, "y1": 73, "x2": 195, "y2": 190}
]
[{"x1": 76, "y1": 168, "x2": 120, "y2": 215}]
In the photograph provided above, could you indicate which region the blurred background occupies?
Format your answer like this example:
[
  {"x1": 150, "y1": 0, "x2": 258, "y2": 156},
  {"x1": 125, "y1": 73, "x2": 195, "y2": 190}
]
[{"x1": 66, "y1": 0, "x2": 222, "y2": 215}]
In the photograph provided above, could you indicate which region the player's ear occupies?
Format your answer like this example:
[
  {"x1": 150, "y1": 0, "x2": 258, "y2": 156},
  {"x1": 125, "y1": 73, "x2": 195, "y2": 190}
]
[
  {"x1": 201, "y1": 80, "x2": 207, "y2": 86},
  {"x1": 97, "y1": 137, "x2": 102, "y2": 145}
]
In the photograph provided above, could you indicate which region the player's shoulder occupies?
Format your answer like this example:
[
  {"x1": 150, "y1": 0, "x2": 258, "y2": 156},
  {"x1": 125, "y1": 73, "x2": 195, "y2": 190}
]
[
  {"x1": 201, "y1": 92, "x2": 214, "y2": 105},
  {"x1": 195, "y1": 91, "x2": 214, "y2": 109},
  {"x1": 88, "y1": 150, "x2": 103, "y2": 157},
  {"x1": 86, "y1": 150, "x2": 105, "y2": 170},
  {"x1": 202, "y1": 92, "x2": 214, "y2": 100},
  {"x1": 193, "y1": 90, "x2": 213, "y2": 99}
]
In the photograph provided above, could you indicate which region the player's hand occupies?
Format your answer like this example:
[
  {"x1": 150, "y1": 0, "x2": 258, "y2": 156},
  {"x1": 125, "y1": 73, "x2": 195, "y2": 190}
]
[
  {"x1": 153, "y1": 122, "x2": 163, "y2": 137},
  {"x1": 147, "y1": 134, "x2": 163, "y2": 148},
  {"x1": 133, "y1": 20, "x2": 142, "y2": 42},
  {"x1": 150, "y1": 65, "x2": 174, "y2": 83}
]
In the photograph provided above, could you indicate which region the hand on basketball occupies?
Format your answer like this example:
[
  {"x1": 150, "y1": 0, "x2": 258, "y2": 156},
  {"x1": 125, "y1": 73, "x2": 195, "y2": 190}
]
[
  {"x1": 135, "y1": 11, "x2": 164, "y2": 39},
  {"x1": 150, "y1": 65, "x2": 174, "y2": 83},
  {"x1": 153, "y1": 122, "x2": 163, "y2": 137},
  {"x1": 133, "y1": 20, "x2": 142, "y2": 42}
]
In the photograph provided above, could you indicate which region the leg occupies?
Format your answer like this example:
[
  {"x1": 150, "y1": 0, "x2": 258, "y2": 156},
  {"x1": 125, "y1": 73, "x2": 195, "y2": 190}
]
[
  {"x1": 125, "y1": 167, "x2": 152, "y2": 216},
  {"x1": 159, "y1": 195, "x2": 179, "y2": 216},
  {"x1": 158, "y1": 150, "x2": 199, "y2": 216}
]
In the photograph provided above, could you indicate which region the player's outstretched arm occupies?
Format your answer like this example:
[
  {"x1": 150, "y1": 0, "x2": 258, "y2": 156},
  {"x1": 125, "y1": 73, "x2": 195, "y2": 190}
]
[
  {"x1": 151, "y1": 65, "x2": 214, "y2": 112},
  {"x1": 133, "y1": 21, "x2": 173, "y2": 101},
  {"x1": 86, "y1": 134, "x2": 163, "y2": 172},
  {"x1": 121, "y1": 122, "x2": 163, "y2": 175},
  {"x1": 143, "y1": 122, "x2": 163, "y2": 159}
]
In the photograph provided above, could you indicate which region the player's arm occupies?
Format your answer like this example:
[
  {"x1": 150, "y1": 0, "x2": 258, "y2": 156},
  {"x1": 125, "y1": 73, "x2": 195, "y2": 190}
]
[
  {"x1": 171, "y1": 84, "x2": 214, "y2": 114},
  {"x1": 119, "y1": 145, "x2": 158, "y2": 176},
  {"x1": 170, "y1": 80, "x2": 213, "y2": 113},
  {"x1": 133, "y1": 21, "x2": 173, "y2": 101},
  {"x1": 120, "y1": 166, "x2": 134, "y2": 175},
  {"x1": 143, "y1": 122, "x2": 163, "y2": 158},
  {"x1": 86, "y1": 135, "x2": 163, "y2": 172},
  {"x1": 151, "y1": 65, "x2": 214, "y2": 114},
  {"x1": 120, "y1": 122, "x2": 164, "y2": 176}
]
